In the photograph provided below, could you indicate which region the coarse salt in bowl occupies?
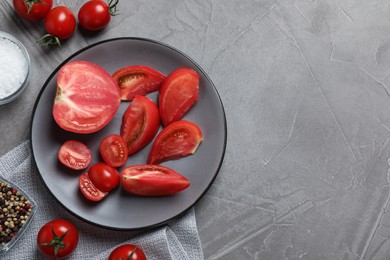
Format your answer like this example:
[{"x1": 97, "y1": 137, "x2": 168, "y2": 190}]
[{"x1": 0, "y1": 32, "x2": 31, "y2": 105}]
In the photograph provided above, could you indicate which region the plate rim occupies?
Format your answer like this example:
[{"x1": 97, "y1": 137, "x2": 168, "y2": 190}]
[{"x1": 30, "y1": 37, "x2": 227, "y2": 230}]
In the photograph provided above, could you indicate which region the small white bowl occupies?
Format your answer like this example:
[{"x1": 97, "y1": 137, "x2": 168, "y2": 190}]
[{"x1": 0, "y1": 32, "x2": 31, "y2": 105}]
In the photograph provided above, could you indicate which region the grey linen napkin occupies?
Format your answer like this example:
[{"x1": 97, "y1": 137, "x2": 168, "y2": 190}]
[{"x1": 0, "y1": 140, "x2": 204, "y2": 260}]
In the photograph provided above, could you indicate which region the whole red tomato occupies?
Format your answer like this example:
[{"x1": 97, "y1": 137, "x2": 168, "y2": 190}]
[
  {"x1": 109, "y1": 244, "x2": 146, "y2": 260},
  {"x1": 37, "y1": 219, "x2": 79, "y2": 260},
  {"x1": 78, "y1": 0, "x2": 119, "y2": 31},
  {"x1": 88, "y1": 162, "x2": 120, "y2": 192},
  {"x1": 44, "y1": 6, "x2": 76, "y2": 40},
  {"x1": 13, "y1": 0, "x2": 53, "y2": 21}
]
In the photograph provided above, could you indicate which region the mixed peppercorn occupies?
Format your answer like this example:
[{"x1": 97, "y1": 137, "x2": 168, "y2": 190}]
[{"x1": 0, "y1": 180, "x2": 33, "y2": 247}]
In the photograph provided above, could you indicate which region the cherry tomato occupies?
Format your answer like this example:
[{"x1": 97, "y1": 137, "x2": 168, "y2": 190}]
[
  {"x1": 13, "y1": 0, "x2": 53, "y2": 21},
  {"x1": 78, "y1": 0, "x2": 119, "y2": 31},
  {"x1": 109, "y1": 244, "x2": 146, "y2": 260},
  {"x1": 112, "y1": 65, "x2": 166, "y2": 101},
  {"x1": 120, "y1": 95, "x2": 160, "y2": 155},
  {"x1": 121, "y1": 164, "x2": 190, "y2": 196},
  {"x1": 79, "y1": 172, "x2": 108, "y2": 201},
  {"x1": 53, "y1": 61, "x2": 120, "y2": 134},
  {"x1": 88, "y1": 162, "x2": 120, "y2": 192},
  {"x1": 37, "y1": 219, "x2": 79, "y2": 260},
  {"x1": 58, "y1": 140, "x2": 92, "y2": 170},
  {"x1": 44, "y1": 6, "x2": 76, "y2": 40},
  {"x1": 158, "y1": 68, "x2": 199, "y2": 126},
  {"x1": 147, "y1": 120, "x2": 203, "y2": 165},
  {"x1": 100, "y1": 134, "x2": 128, "y2": 167}
]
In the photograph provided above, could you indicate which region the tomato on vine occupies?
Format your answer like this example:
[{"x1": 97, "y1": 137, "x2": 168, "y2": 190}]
[{"x1": 78, "y1": 0, "x2": 119, "y2": 31}]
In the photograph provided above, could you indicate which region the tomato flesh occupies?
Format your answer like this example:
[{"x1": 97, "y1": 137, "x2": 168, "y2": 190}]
[
  {"x1": 88, "y1": 162, "x2": 120, "y2": 192},
  {"x1": 112, "y1": 65, "x2": 166, "y2": 101},
  {"x1": 109, "y1": 244, "x2": 147, "y2": 260},
  {"x1": 147, "y1": 120, "x2": 203, "y2": 165},
  {"x1": 121, "y1": 164, "x2": 190, "y2": 196},
  {"x1": 120, "y1": 95, "x2": 160, "y2": 155},
  {"x1": 158, "y1": 68, "x2": 199, "y2": 126},
  {"x1": 13, "y1": 0, "x2": 53, "y2": 21},
  {"x1": 79, "y1": 173, "x2": 108, "y2": 201},
  {"x1": 53, "y1": 60, "x2": 120, "y2": 134},
  {"x1": 100, "y1": 134, "x2": 128, "y2": 167},
  {"x1": 58, "y1": 140, "x2": 92, "y2": 170}
]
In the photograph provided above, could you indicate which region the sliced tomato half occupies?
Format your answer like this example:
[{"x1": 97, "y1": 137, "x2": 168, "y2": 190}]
[
  {"x1": 100, "y1": 134, "x2": 128, "y2": 167},
  {"x1": 58, "y1": 140, "x2": 92, "y2": 170},
  {"x1": 78, "y1": 173, "x2": 108, "y2": 202},
  {"x1": 147, "y1": 120, "x2": 203, "y2": 165},
  {"x1": 120, "y1": 95, "x2": 160, "y2": 156},
  {"x1": 158, "y1": 68, "x2": 199, "y2": 126},
  {"x1": 53, "y1": 60, "x2": 120, "y2": 134},
  {"x1": 121, "y1": 164, "x2": 190, "y2": 196},
  {"x1": 112, "y1": 65, "x2": 166, "y2": 101}
]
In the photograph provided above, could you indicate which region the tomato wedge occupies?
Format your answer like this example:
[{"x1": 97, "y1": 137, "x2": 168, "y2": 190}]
[
  {"x1": 58, "y1": 140, "x2": 92, "y2": 170},
  {"x1": 78, "y1": 173, "x2": 108, "y2": 201},
  {"x1": 121, "y1": 165, "x2": 190, "y2": 196},
  {"x1": 120, "y1": 95, "x2": 160, "y2": 155},
  {"x1": 100, "y1": 134, "x2": 128, "y2": 167},
  {"x1": 112, "y1": 65, "x2": 166, "y2": 101},
  {"x1": 158, "y1": 68, "x2": 199, "y2": 126},
  {"x1": 53, "y1": 60, "x2": 120, "y2": 134},
  {"x1": 147, "y1": 120, "x2": 203, "y2": 165}
]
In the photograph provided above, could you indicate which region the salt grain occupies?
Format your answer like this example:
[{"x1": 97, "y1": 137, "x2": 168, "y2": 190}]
[{"x1": 0, "y1": 37, "x2": 28, "y2": 99}]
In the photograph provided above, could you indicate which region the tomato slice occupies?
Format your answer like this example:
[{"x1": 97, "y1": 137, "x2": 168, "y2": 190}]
[
  {"x1": 121, "y1": 164, "x2": 190, "y2": 196},
  {"x1": 78, "y1": 173, "x2": 107, "y2": 201},
  {"x1": 147, "y1": 120, "x2": 203, "y2": 165},
  {"x1": 120, "y1": 95, "x2": 160, "y2": 155},
  {"x1": 53, "y1": 60, "x2": 120, "y2": 134},
  {"x1": 58, "y1": 140, "x2": 92, "y2": 170},
  {"x1": 112, "y1": 65, "x2": 166, "y2": 101},
  {"x1": 88, "y1": 162, "x2": 120, "y2": 192},
  {"x1": 158, "y1": 68, "x2": 199, "y2": 126},
  {"x1": 100, "y1": 134, "x2": 128, "y2": 167}
]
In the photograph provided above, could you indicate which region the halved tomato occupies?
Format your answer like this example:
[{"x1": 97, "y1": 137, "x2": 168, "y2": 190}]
[
  {"x1": 121, "y1": 164, "x2": 190, "y2": 196},
  {"x1": 112, "y1": 65, "x2": 166, "y2": 101},
  {"x1": 120, "y1": 95, "x2": 160, "y2": 155},
  {"x1": 53, "y1": 60, "x2": 120, "y2": 134},
  {"x1": 78, "y1": 173, "x2": 107, "y2": 201},
  {"x1": 100, "y1": 134, "x2": 128, "y2": 167},
  {"x1": 58, "y1": 140, "x2": 92, "y2": 170},
  {"x1": 158, "y1": 68, "x2": 199, "y2": 126},
  {"x1": 147, "y1": 120, "x2": 203, "y2": 165}
]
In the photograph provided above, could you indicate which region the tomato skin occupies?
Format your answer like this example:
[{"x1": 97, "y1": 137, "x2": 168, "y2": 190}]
[
  {"x1": 109, "y1": 244, "x2": 147, "y2": 260},
  {"x1": 58, "y1": 140, "x2": 92, "y2": 170},
  {"x1": 112, "y1": 65, "x2": 166, "y2": 101},
  {"x1": 147, "y1": 120, "x2": 203, "y2": 165},
  {"x1": 79, "y1": 172, "x2": 108, "y2": 201},
  {"x1": 44, "y1": 6, "x2": 76, "y2": 40},
  {"x1": 120, "y1": 95, "x2": 160, "y2": 155},
  {"x1": 37, "y1": 219, "x2": 79, "y2": 260},
  {"x1": 158, "y1": 68, "x2": 199, "y2": 126},
  {"x1": 13, "y1": 0, "x2": 53, "y2": 21},
  {"x1": 78, "y1": 0, "x2": 111, "y2": 31},
  {"x1": 100, "y1": 134, "x2": 128, "y2": 167},
  {"x1": 88, "y1": 162, "x2": 120, "y2": 192},
  {"x1": 121, "y1": 164, "x2": 190, "y2": 196},
  {"x1": 53, "y1": 61, "x2": 120, "y2": 134}
]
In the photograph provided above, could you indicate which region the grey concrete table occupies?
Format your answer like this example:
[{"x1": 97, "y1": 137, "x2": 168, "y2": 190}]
[{"x1": 1, "y1": 0, "x2": 390, "y2": 259}]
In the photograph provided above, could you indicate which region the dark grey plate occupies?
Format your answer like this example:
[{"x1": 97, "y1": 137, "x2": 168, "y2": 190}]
[{"x1": 30, "y1": 38, "x2": 227, "y2": 230}]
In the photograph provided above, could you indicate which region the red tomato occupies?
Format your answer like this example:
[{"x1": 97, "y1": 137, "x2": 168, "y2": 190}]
[
  {"x1": 13, "y1": 0, "x2": 53, "y2": 21},
  {"x1": 112, "y1": 65, "x2": 166, "y2": 101},
  {"x1": 147, "y1": 120, "x2": 203, "y2": 165},
  {"x1": 78, "y1": 0, "x2": 118, "y2": 31},
  {"x1": 79, "y1": 172, "x2": 108, "y2": 201},
  {"x1": 58, "y1": 140, "x2": 92, "y2": 170},
  {"x1": 53, "y1": 61, "x2": 120, "y2": 134},
  {"x1": 121, "y1": 164, "x2": 190, "y2": 196},
  {"x1": 158, "y1": 68, "x2": 199, "y2": 126},
  {"x1": 120, "y1": 95, "x2": 160, "y2": 155},
  {"x1": 109, "y1": 244, "x2": 146, "y2": 260},
  {"x1": 44, "y1": 6, "x2": 76, "y2": 40},
  {"x1": 100, "y1": 134, "x2": 128, "y2": 167},
  {"x1": 88, "y1": 162, "x2": 120, "y2": 192},
  {"x1": 37, "y1": 219, "x2": 79, "y2": 260}
]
